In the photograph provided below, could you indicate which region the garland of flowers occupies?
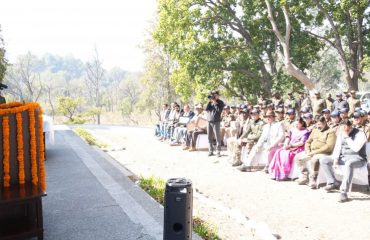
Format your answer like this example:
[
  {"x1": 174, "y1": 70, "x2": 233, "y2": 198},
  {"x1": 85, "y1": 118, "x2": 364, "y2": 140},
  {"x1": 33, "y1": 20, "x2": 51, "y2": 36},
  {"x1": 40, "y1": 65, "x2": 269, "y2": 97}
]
[
  {"x1": 16, "y1": 112, "x2": 26, "y2": 184},
  {"x1": 0, "y1": 101, "x2": 23, "y2": 109},
  {"x1": 37, "y1": 107, "x2": 46, "y2": 192},
  {"x1": 0, "y1": 102, "x2": 46, "y2": 190},
  {"x1": 2, "y1": 116, "x2": 10, "y2": 188},
  {"x1": 28, "y1": 108, "x2": 39, "y2": 186}
]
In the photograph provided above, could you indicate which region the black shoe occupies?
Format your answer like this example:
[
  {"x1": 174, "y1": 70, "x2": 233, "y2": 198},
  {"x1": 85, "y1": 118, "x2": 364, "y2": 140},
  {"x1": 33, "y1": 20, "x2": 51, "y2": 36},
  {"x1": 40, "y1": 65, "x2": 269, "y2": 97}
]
[
  {"x1": 338, "y1": 193, "x2": 349, "y2": 202},
  {"x1": 237, "y1": 165, "x2": 251, "y2": 172},
  {"x1": 324, "y1": 182, "x2": 340, "y2": 192},
  {"x1": 216, "y1": 152, "x2": 221, "y2": 158},
  {"x1": 208, "y1": 152, "x2": 214, "y2": 157}
]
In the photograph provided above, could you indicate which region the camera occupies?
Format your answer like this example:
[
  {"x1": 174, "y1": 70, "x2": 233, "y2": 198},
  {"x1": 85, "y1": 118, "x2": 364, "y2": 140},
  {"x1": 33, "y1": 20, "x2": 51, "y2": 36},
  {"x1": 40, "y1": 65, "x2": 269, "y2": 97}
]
[
  {"x1": 0, "y1": 83, "x2": 8, "y2": 90},
  {"x1": 208, "y1": 90, "x2": 219, "y2": 100}
]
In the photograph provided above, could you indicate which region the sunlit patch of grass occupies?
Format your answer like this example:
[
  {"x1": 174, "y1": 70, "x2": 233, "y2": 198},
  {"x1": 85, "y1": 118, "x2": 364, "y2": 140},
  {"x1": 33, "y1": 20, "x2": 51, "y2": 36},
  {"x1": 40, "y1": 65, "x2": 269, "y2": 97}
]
[
  {"x1": 137, "y1": 176, "x2": 222, "y2": 239},
  {"x1": 74, "y1": 127, "x2": 108, "y2": 148}
]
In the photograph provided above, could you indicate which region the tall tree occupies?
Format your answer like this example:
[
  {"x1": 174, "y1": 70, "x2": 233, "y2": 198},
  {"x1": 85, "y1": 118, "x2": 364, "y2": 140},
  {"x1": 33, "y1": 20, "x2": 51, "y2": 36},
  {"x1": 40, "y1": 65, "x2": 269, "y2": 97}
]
[
  {"x1": 0, "y1": 26, "x2": 8, "y2": 82},
  {"x1": 85, "y1": 48, "x2": 105, "y2": 124},
  {"x1": 4, "y1": 52, "x2": 43, "y2": 102},
  {"x1": 137, "y1": 34, "x2": 178, "y2": 115},
  {"x1": 265, "y1": 0, "x2": 370, "y2": 91},
  {"x1": 154, "y1": 0, "x2": 321, "y2": 99}
]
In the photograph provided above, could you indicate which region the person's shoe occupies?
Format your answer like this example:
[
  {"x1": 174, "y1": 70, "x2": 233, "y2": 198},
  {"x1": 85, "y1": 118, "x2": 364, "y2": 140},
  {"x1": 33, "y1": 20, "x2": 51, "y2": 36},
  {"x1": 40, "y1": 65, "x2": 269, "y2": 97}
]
[
  {"x1": 263, "y1": 166, "x2": 269, "y2": 174},
  {"x1": 237, "y1": 165, "x2": 251, "y2": 172},
  {"x1": 324, "y1": 182, "x2": 340, "y2": 192},
  {"x1": 231, "y1": 160, "x2": 242, "y2": 167},
  {"x1": 208, "y1": 152, "x2": 214, "y2": 157},
  {"x1": 216, "y1": 152, "x2": 221, "y2": 158},
  {"x1": 170, "y1": 141, "x2": 179, "y2": 146},
  {"x1": 182, "y1": 146, "x2": 189, "y2": 150},
  {"x1": 296, "y1": 174, "x2": 309, "y2": 185},
  {"x1": 308, "y1": 176, "x2": 318, "y2": 189},
  {"x1": 188, "y1": 148, "x2": 196, "y2": 152},
  {"x1": 338, "y1": 193, "x2": 349, "y2": 202}
]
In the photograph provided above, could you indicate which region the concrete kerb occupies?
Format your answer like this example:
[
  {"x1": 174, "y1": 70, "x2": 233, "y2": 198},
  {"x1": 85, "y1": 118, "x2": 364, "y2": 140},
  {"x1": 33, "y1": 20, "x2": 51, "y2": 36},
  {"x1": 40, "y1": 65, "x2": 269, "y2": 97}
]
[{"x1": 66, "y1": 127, "x2": 201, "y2": 240}]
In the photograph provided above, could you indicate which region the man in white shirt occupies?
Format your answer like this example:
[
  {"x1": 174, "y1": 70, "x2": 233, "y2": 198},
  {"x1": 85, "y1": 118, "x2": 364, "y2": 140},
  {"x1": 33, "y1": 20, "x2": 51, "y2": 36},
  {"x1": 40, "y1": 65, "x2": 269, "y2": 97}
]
[
  {"x1": 319, "y1": 119, "x2": 367, "y2": 202},
  {"x1": 238, "y1": 110, "x2": 285, "y2": 172}
]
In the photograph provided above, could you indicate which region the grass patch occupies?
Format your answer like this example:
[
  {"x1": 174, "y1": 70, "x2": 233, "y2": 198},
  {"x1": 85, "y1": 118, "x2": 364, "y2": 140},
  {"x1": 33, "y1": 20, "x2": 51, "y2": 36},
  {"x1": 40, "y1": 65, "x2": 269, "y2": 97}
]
[
  {"x1": 137, "y1": 175, "x2": 222, "y2": 240},
  {"x1": 138, "y1": 175, "x2": 166, "y2": 204},
  {"x1": 74, "y1": 127, "x2": 108, "y2": 148}
]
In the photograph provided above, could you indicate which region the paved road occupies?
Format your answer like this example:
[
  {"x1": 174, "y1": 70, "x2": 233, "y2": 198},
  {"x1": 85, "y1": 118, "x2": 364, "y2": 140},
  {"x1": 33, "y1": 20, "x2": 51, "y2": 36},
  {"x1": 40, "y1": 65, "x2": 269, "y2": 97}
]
[
  {"x1": 82, "y1": 124, "x2": 370, "y2": 240},
  {"x1": 43, "y1": 127, "x2": 200, "y2": 240}
]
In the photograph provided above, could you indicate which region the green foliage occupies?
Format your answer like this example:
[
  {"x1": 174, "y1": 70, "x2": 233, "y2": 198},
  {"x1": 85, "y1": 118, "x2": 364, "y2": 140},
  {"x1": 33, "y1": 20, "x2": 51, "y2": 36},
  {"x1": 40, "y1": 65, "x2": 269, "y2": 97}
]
[
  {"x1": 57, "y1": 96, "x2": 84, "y2": 122},
  {"x1": 193, "y1": 217, "x2": 222, "y2": 240},
  {"x1": 154, "y1": 0, "x2": 323, "y2": 99},
  {"x1": 137, "y1": 175, "x2": 166, "y2": 204},
  {"x1": 73, "y1": 127, "x2": 107, "y2": 148},
  {"x1": 0, "y1": 26, "x2": 7, "y2": 82}
]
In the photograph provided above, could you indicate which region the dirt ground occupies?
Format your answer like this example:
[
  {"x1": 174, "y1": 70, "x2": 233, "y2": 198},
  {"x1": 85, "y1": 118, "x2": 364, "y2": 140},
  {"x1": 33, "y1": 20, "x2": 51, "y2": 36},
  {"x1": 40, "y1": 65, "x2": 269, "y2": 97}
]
[{"x1": 84, "y1": 125, "x2": 370, "y2": 240}]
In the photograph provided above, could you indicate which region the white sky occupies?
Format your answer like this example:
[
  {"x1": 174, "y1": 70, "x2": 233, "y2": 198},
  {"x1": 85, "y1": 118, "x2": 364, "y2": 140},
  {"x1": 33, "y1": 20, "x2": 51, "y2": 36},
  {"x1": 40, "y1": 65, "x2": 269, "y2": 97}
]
[{"x1": 0, "y1": 0, "x2": 157, "y2": 72}]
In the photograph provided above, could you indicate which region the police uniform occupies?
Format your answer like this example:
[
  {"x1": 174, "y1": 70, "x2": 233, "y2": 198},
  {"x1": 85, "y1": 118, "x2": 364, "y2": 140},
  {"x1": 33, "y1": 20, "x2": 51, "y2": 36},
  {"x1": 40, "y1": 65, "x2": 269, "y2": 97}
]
[
  {"x1": 348, "y1": 96, "x2": 361, "y2": 116},
  {"x1": 232, "y1": 117, "x2": 264, "y2": 165},
  {"x1": 312, "y1": 93, "x2": 327, "y2": 119}
]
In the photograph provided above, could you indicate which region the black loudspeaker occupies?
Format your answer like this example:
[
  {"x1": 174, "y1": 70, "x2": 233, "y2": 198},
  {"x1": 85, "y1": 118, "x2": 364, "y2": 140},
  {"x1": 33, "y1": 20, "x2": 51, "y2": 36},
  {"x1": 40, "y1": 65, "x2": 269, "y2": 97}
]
[{"x1": 163, "y1": 178, "x2": 193, "y2": 240}]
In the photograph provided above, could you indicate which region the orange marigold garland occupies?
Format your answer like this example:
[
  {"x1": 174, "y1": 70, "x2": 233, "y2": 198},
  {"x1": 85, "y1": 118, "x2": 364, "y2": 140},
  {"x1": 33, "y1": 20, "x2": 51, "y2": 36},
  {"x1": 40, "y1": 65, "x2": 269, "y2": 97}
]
[
  {"x1": 37, "y1": 106, "x2": 46, "y2": 192},
  {"x1": 28, "y1": 108, "x2": 39, "y2": 186},
  {"x1": 16, "y1": 112, "x2": 26, "y2": 184},
  {"x1": 2, "y1": 116, "x2": 10, "y2": 187}
]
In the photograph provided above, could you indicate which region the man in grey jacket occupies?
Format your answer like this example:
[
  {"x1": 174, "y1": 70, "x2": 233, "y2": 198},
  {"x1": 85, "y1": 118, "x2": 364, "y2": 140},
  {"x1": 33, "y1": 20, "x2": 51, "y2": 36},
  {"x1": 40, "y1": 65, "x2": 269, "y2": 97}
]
[{"x1": 319, "y1": 119, "x2": 367, "y2": 202}]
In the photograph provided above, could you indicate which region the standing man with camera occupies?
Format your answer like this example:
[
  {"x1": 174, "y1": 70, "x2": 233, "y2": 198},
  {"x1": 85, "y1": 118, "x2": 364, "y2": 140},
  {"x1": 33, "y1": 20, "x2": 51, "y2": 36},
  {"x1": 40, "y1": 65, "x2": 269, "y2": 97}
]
[{"x1": 206, "y1": 90, "x2": 225, "y2": 157}]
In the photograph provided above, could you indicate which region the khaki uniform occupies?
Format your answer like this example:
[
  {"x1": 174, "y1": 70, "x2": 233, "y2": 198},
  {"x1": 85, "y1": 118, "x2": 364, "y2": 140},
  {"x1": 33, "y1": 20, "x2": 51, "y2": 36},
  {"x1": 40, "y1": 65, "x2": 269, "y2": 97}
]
[
  {"x1": 283, "y1": 119, "x2": 296, "y2": 132},
  {"x1": 227, "y1": 119, "x2": 250, "y2": 165},
  {"x1": 347, "y1": 97, "x2": 361, "y2": 116},
  {"x1": 326, "y1": 98, "x2": 334, "y2": 112},
  {"x1": 230, "y1": 119, "x2": 264, "y2": 165},
  {"x1": 329, "y1": 122, "x2": 341, "y2": 136},
  {"x1": 285, "y1": 98, "x2": 299, "y2": 111},
  {"x1": 312, "y1": 98, "x2": 326, "y2": 119},
  {"x1": 295, "y1": 125, "x2": 336, "y2": 179}
]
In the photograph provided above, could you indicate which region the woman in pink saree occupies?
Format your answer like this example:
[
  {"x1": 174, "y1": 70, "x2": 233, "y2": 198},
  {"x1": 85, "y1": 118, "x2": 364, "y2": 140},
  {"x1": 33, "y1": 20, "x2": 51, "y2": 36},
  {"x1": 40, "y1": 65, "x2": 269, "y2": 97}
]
[{"x1": 269, "y1": 118, "x2": 310, "y2": 180}]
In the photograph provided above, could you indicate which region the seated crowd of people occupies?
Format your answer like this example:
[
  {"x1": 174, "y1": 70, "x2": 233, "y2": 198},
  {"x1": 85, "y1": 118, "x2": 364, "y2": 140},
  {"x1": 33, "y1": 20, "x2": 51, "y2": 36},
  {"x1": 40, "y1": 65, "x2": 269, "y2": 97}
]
[{"x1": 155, "y1": 89, "x2": 370, "y2": 202}]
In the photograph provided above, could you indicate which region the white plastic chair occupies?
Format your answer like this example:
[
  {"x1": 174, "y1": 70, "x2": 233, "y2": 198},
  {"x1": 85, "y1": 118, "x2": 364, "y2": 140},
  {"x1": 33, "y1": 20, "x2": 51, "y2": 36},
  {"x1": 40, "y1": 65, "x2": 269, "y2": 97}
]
[{"x1": 195, "y1": 134, "x2": 209, "y2": 150}]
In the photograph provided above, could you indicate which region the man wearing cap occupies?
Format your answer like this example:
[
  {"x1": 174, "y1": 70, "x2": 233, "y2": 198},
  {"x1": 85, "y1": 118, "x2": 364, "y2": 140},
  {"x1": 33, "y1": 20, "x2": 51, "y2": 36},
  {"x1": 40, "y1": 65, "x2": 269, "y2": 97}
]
[
  {"x1": 353, "y1": 111, "x2": 370, "y2": 141},
  {"x1": 332, "y1": 93, "x2": 349, "y2": 112},
  {"x1": 299, "y1": 92, "x2": 311, "y2": 113},
  {"x1": 339, "y1": 108, "x2": 350, "y2": 121},
  {"x1": 322, "y1": 109, "x2": 331, "y2": 124},
  {"x1": 206, "y1": 91, "x2": 225, "y2": 157},
  {"x1": 275, "y1": 108, "x2": 285, "y2": 122},
  {"x1": 319, "y1": 119, "x2": 367, "y2": 202},
  {"x1": 227, "y1": 108, "x2": 251, "y2": 166},
  {"x1": 221, "y1": 105, "x2": 236, "y2": 142},
  {"x1": 303, "y1": 113, "x2": 316, "y2": 132},
  {"x1": 184, "y1": 103, "x2": 207, "y2": 151},
  {"x1": 326, "y1": 94, "x2": 334, "y2": 112},
  {"x1": 285, "y1": 92, "x2": 299, "y2": 113},
  {"x1": 295, "y1": 117, "x2": 336, "y2": 188},
  {"x1": 329, "y1": 111, "x2": 342, "y2": 135},
  {"x1": 342, "y1": 90, "x2": 350, "y2": 101},
  {"x1": 347, "y1": 90, "x2": 361, "y2": 116},
  {"x1": 284, "y1": 109, "x2": 296, "y2": 132},
  {"x1": 312, "y1": 91, "x2": 327, "y2": 120},
  {"x1": 238, "y1": 110, "x2": 285, "y2": 172},
  {"x1": 299, "y1": 107, "x2": 310, "y2": 118},
  {"x1": 272, "y1": 92, "x2": 284, "y2": 109},
  {"x1": 231, "y1": 109, "x2": 264, "y2": 166}
]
